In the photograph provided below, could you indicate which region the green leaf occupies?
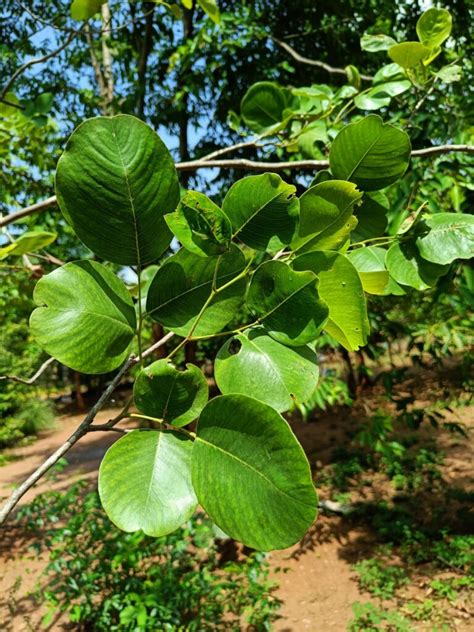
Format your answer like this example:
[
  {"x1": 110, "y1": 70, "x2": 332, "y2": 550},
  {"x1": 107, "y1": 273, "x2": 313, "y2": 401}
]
[
  {"x1": 0, "y1": 230, "x2": 57, "y2": 259},
  {"x1": 215, "y1": 328, "x2": 318, "y2": 412},
  {"x1": 435, "y1": 65, "x2": 462, "y2": 84},
  {"x1": 165, "y1": 191, "x2": 232, "y2": 257},
  {"x1": 293, "y1": 180, "x2": 362, "y2": 253},
  {"x1": 71, "y1": 0, "x2": 106, "y2": 20},
  {"x1": 197, "y1": 0, "x2": 220, "y2": 24},
  {"x1": 99, "y1": 430, "x2": 197, "y2": 536},
  {"x1": 240, "y1": 82, "x2": 287, "y2": 133},
  {"x1": 134, "y1": 360, "x2": 208, "y2": 427},
  {"x1": 352, "y1": 192, "x2": 389, "y2": 243},
  {"x1": 348, "y1": 246, "x2": 404, "y2": 295},
  {"x1": 360, "y1": 33, "x2": 397, "y2": 52},
  {"x1": 146, "y1": 246, "x2": 246, "y2": 337},
  {"x1": 416, "y1": 8, "x2": 452, "y2": 49},
  {"x1": 416, "y1": 213, "x2": 474, "y2": 265},
  {"x1": 247, "y1": 261, "x2": 329, "y2": 347},
  {"x1": 30, "y1": 261, "x2": 136, "y2": 374},
  {"x1": 222, "y1": 173, "x2": 299, "y2": 251},
  {"x1": 56, "y1": 114, "x2": 179, "y2": 265},
  {"x1": 388, "y1": 42, "x2": 430, "y2": 69},
  {"x1": 373, "y1": 63, "x2": 407, "y2": 84},
  {"x1": 293, "y1": 251, "x2": 369, "y2": 351},
  {"x1": 192, "y1": 395, "x2": 317, "y2": 550},
  {"x1": 386, "y1": 241, "x2": 448, "y2": 290},
  {"x1": 354, "y1": 80, "x2": 411, "y2": 111},
  {"x1": 329, "y1": 114, "x2": 411, "y2": 191}
]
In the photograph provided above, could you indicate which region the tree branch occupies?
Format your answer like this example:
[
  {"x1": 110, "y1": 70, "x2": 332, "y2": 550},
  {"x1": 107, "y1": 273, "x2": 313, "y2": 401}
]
[
  {"x1": 0, "y1": 357, "x2": 55, "y2": 385},
  {"x1": 272, "y1": 37, "x2": 374, "y2": 82},
  {"x1": 0, "y1": 31, "x2": 76, "y2": 101},
  {"x1": 1, "y1": 145, "x2": 472, "y2": 228}
]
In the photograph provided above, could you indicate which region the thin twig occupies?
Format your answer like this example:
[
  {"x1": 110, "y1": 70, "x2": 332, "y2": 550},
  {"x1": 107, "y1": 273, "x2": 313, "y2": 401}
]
[
  {"x1": 1, "y1": 31, "x2": 76, "y2": 101},
  {"x1": 0, "y1": 354, "x2": 136, "y2": 525},
  {"x1": 1, "y1": 145, "x2": 472, "y2": 228},
  {"x1": 0, "y1": 357, "x2": 55, "y2": 385},
  {"x1": 272, "y1": 37, "x2": 374, "y2": 82}
]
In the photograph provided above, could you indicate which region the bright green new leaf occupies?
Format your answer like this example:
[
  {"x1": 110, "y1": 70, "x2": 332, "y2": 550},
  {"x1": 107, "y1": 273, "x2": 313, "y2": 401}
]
[
  {"x1": 0, "y1": 230, "x2": 57, "y2": 260},
  {"x1": 192, "y1": 395, "x2": 317, "y2": 550},
  {"x1": 197, "y1": 0, "x2": 220, "y2": 24},
  {"x1": 146, "y1": 245, "x2": 246, "y2": 337},
  {"x1": 222, "y1": 173, "x2": 299, "y2": 251},
  {"x1": 329, "y1": 114, "x2": 411, "y2": 191},
  {"x1": 134, "y1": 360, "x2": 208, "y2": 427},
  {"x1": 30, "y1": 261, "x2": 136, "y2": 374},
  {"x1": 388, "y1": 42, "x2": 430, "y2": 69},
  {"x1": 416, "y1": 213, "x2": 474, "y2": 265},
  {"x1": 360, "y1": 33, "x2": 397, "y2": 52},
  {"x1": 165, "y1": 191, "x2": 232, "y2": 257},
  {"x1": 240, "y1": 82, "x2": 287, "y2": 133},
  {"x1": 56, "y1": 114, "x2": 179, "y2": 265},
  {"x1": 293, "y1": 251, "x2": 369, "y2": 351},
  {"x1": 99, "y1": 430, "x2": 197, "y2": 537},
  {"x1": 386, "y1": 241, "x2": 448, "y2": 290},
  {"x1": 416, "y1": 8, "x2": 452, "y2": 49},
  {"x1": 215, "y1": 328, "x2": 318, "y2": 412},
  {"x1": 71, "y1": 0, "x2": 106, "y2": 20},
  {"x1": 348, "y1": 246, "x2": 403, "y2": 295},
  {"x1": 247, "y1": 261, "x2": 329, "y2": 347},
  {"x1": 352, "y1": 192, "x2": 389, "y2": 243},
  {"x1": 293, "y1": 180, "x2": 362, "y2": 253}
]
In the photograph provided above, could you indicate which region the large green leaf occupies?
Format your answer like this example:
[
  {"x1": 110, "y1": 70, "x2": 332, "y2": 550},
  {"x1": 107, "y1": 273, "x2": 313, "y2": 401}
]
[
  {"x1": 0, "y1": 230, "x2": 56, "y2": 259},
  {"x1": 99, "y1": 430, "x2": 197, "y2": 537},
  {"x1": 354, "y1": 80, "x2": 411, "y2": 111},
  {"x1": 293, "y1": 251, "x2": 369, "y2": 351},
  {"x1": 165, "y1": 191, "x2": 231, "y2": 257},
  {"x1": 416, "y1": 213, "x2": 474, "y2": 265},
  {"x1": 292, "y1": 180, "x2": 362, "y2": 253},
  {"x1": 348, "y1": 246, "x2": 404, "y2": 295},
  {"x1": 71, "y1": 0, "x2": 106, "y2": 20},
  {"x1": 215, "y1": 328, "x2": 318, "y2": 412},
  {"x1": 352, "y1": 192, "x2": 389, "y2": 243},
  {"x1": 192, "y1": 395, "x2": 317, "y2": 550},
  {"x1": 388, "y1": 42, "x2": 430, "y2": 69},
  {"x1": 240, "y1": 82, "x2": 287, "y2": 133},
  {"x1": 222, "y1": 173, "x2": 299, "y2": 251},
  {"x1": 329, "y1": 114, "x2": 411, "y2": 191},
  {"x1": 30, "y1": 261, "x2": 136, "y2": 374},
  {"x1": 134, "y1": 360, "x2": 208, "y2": 427},
  {"x1": 56, "y1": 114, "x2": 179, "y2": 265},
  {"x1": 146, "y1": 246, "x2": 246, "y2": 337},
  {"x1": 416, "y1": 8, "x2": 452, "y2": 49},
  {"x1": 247, "y1": 261, "x2": 329, "y2": 347},
  {"x1": 386, "y1": 241, "x2": 448, "y2": 290}
]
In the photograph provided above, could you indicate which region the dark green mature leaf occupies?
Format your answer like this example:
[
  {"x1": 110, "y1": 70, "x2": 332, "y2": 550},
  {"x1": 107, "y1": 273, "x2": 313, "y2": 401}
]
[
  {"x1": 416, "y1": 8, "x2": 452, "y2": 49},
  {"x1": 99, "y1": 430, "x2": 197, "y2": 537},
  {"x1": 247, "y1": 261, "x2": 329, "y2": 347},
  {"x1": 329, "y1": 114, "x2": 411, "y2": 191},
  {"x1": 386, "y1": 241, "x2": 448, "y2": 290},
  {"x1": 293, "y1": 251, "x2": 369, "y2": 351},
  {"x1": 165, "y1": 191, "x2": 232, "y2": 257},
  {"x1": 352, "y1": 192, "x2": 389, "y2": 243},
  {"x1": 0, "y1": 230, "x2": 56, "y2": 259},
  {"x1": 30, "y1": 261, "x2": 136, "y2": 373},
  {"x1": 215, "y1": 328, "x2": 318, "y2": 412},
  {"x1": 71, "y1": 0, "x2": 106, "y2": 20},
  {"x1": 348, "y1": 246, "x2": 404, "y2": 295},
  {"x1": 146, "y1": 246, "x2": 246, "y2": 337},
  {"x1": 192, "y1": 395, "x2": 317, "y2": 550},
  {"x1": 293, "y1": 180, "x2": 362, "y2": 253},
  {"x1": 56, "y1": 114, "x2": 179, "y2": 265},
  {"x1": 416, "y1": 213, "x2": 474, "y2": 265},
  {"x1": 134, "y1": 360, "x2": 208, "y2": 427},
  {"x1": 240, "y1": 82, "x2": 287, "y2": 133},
  {"x1": 222, "y1": 173, "x2": 299, "y2": 251},
  {"x1": 388, "y1": 42, "x2": 430, "y2": 69}
]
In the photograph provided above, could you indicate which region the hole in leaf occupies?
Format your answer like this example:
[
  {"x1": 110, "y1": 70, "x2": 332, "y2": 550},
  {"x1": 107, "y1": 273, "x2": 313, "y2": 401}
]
[{"x1": 228, "y1": 339, "x2": 242, "y2": 355}]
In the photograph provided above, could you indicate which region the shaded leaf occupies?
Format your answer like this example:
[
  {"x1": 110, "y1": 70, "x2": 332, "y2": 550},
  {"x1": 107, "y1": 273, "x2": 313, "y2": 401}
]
[
  {"x1": 240, "y1": 82, "x2": 288, "y2": 133},
  {"x1": 352, "y1": 192, "x2": 389, "y2": 243},
  {"x1": 386, "y1": 241, "x2": 448, "y2": 290},
  {"x1": 348, "y1": 246, "x2": 403, "y2": 295}
]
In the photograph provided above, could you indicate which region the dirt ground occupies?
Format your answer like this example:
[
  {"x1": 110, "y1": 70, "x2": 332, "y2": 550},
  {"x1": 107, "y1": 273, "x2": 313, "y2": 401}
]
[{"x1": 0, "y1": 363, "x2": 472, "y2": 631}]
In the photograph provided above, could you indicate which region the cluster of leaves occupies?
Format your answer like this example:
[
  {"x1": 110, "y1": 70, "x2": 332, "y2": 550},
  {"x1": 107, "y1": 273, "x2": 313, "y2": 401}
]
[{"x1": 15, "y1": 482, "x2": 280, "y2": 631}]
